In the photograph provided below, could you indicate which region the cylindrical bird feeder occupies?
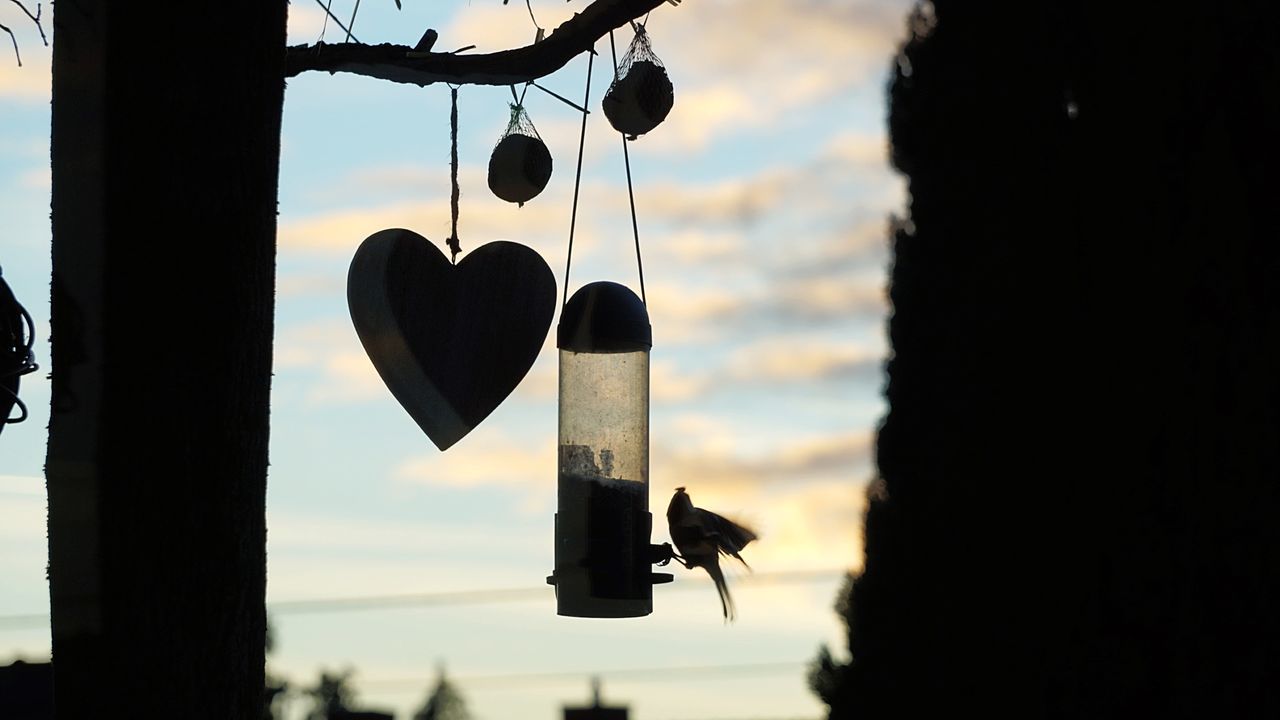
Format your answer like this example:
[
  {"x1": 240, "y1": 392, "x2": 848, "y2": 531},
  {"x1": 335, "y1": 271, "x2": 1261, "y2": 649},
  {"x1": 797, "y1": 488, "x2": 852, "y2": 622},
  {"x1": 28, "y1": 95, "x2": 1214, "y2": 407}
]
[{"x1": 550, "y1": 281, "x2": 661, "y2": 617}]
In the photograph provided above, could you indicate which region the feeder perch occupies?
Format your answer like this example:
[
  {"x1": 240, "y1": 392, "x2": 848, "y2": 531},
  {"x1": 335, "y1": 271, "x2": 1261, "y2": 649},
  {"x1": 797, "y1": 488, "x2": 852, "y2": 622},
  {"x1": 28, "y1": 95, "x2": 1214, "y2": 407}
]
[{"x1": 547, "y1": 281, "x2": 673, "y2": 617}]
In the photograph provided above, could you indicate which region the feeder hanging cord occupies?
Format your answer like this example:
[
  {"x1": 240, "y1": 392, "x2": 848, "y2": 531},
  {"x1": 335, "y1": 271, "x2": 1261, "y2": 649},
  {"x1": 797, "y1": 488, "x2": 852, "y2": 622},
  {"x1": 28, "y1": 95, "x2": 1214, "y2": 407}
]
[
  {"x1": 610, "y1": 27, "x2": 648, "y2": 305},
  {"x1": 562, "y1": 46, "x2": 594, "y2": 308}
]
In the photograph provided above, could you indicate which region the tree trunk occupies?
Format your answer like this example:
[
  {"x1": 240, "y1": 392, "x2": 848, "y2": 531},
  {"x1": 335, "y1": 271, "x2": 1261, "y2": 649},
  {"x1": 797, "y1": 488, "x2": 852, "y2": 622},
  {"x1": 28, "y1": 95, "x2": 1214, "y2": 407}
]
[{"x1": 47, "y1": 2, "x2": 286, "y2": 716}]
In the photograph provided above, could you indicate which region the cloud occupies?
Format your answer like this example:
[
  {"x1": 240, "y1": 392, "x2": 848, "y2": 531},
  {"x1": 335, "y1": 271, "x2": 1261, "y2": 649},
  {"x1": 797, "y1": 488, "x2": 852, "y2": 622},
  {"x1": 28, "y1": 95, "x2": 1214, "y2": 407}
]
[
  {"x1": 442, "y1": 4, "x2": 559, "y2": 55},
  {"x1": 277, "y1": 273, "x2": 345, "y2": 299},
  {"x1": 436, "y1": 0, "x2": 913, "y2": 158},
  {"x1": 279, "y1": 114, "x2": 901, "y2": 265},
  {"x1": 744, "y1": 482, "x2": 867, "y2": 572},
  {"x1": 768, "y1": 276, "x2": 888, "y2": 324},
  {"x1": 664, "y1": 0, "x2": 910, "y2": 85},
  {"x1": 274, "y1": 319, "x2": 391, "y2": 404},
  {"x1": 308, "y1": 350, "x2": 390, "y2": 404},
  {"x1": 605, "y1": 0, "x2": 914, "y2": 154},
  {"x1": 648, "y1": 428, "x2": 876, "y2": 573},
  {"x1": 644, "y1": 281, "x2": 743, "y2": 344},
  {"x1": 647, "y1": 228, "x2": 744, "y2": 265},
  {"x1": 278, "y1": 166, "x2": 595, "y2": 256},
  {"x1": 18, "y1": 166, "x2": 49, "y2": 191},
  {"x1": 775, "y1": 217, "x2": 893, "y2": 281},
  {"x1": 267, "y1": 509, "x2": 529, "y2": 557},
  {"x1": 0, "y1": 45, "x2": 49, "y2": 103},
  {"x1": 386, "y1": 427, "x2": 872, "y2": 573},
  {"x1": 287, "y1": 3, "x2": 330, "y2": 46},
  {"x1": 642, "y1": 271, "x2": 886, "y2": 350},
  {"x1": 655, "y1": 431, "x2": 873, "y2": 489},
  {"x1": 726, "y1": 337, "x2": 883, "y2": 385},
  {"x1": 393, "y1": 430, "x2": 556, "y2": 514}
]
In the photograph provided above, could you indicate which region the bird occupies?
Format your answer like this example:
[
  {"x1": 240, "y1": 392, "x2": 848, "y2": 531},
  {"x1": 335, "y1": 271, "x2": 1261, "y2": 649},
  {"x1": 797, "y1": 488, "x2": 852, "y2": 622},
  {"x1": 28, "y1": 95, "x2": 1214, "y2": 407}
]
[{"x1": 666, "y1": 486, "x2": 758, "y2": 621}]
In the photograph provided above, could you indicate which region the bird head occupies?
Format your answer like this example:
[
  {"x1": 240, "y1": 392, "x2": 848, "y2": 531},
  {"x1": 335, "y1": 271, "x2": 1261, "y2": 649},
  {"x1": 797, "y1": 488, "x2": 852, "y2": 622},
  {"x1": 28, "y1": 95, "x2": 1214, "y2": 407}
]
[{"x1": 667, "y1": 486, "x2": 693, "y2": 519}]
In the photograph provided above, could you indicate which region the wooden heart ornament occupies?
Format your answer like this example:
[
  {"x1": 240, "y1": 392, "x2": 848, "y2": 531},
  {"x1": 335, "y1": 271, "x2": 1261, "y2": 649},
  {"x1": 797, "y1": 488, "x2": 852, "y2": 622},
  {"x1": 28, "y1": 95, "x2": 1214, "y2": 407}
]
[{"x1": 347, "y1": 229, "x2": 556, "y2": 450}]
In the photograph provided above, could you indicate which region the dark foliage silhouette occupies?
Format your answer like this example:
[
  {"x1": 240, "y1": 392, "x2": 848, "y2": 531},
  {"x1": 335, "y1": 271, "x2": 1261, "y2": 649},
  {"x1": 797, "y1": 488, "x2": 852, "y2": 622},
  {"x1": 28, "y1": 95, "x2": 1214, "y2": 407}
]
[
  {"x1": 413, "y1": 666, "x2": 472, "y2": 720},
  {"x1": 304, "y1": 669, "x2": 358, "y2": 720},
  {"x1": 301, "y1": 668, "x2": 396, "y2": 720},
  {"x1": 814, "y1": 1, "x2": 1280, "y2": 717},
  {"x1": 264, "y1": 620, "x2": 288, "y2": 720}
]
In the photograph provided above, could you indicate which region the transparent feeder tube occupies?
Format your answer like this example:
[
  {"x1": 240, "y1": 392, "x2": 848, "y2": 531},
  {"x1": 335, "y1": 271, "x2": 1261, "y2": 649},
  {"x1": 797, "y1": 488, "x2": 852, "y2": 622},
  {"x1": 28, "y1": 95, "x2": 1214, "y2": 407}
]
[{"x1": 555, "y1": 347, "x2": 650, "y2": 618}]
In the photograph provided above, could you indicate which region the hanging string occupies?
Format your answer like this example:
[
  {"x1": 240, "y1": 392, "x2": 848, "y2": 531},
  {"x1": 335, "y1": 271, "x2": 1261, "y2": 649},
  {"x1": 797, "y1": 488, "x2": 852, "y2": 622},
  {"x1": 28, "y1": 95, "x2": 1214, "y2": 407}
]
[
  {"x1": 447, "y1": 85, "x2": 462, "y2": 263},
  {"x1": 609, "y1": 29, "x2": 648, "y2": 304},
  {"x1": 523, "y1": 0, "x2": 544, "y2": 41},
  {"x1": 563, "y1": 47, "x2": 595, "y2": 308},
  {"x1": 509, "y1": 83, "x2": 531, "y2": 109}
]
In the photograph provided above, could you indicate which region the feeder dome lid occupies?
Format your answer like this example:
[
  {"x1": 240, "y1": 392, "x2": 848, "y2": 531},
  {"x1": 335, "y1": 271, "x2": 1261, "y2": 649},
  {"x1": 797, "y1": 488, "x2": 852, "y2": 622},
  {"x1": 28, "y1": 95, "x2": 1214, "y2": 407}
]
[{"x1": 558, "y1": 281, "x2": 652, "y2": 352}]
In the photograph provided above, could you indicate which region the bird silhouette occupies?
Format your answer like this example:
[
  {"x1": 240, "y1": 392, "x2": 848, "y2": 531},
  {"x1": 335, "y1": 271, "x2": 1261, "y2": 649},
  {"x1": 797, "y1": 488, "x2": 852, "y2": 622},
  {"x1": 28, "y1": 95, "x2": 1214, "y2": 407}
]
[{"x1": 666, "y1": 486, "x2": 758, "y2": 621}]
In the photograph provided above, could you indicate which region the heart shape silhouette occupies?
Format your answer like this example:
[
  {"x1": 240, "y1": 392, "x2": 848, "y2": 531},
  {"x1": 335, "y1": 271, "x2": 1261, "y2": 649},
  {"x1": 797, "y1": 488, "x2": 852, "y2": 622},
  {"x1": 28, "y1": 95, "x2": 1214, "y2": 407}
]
[{"x1": 347, "y1": 229, "x2": 556, "y2": 450}]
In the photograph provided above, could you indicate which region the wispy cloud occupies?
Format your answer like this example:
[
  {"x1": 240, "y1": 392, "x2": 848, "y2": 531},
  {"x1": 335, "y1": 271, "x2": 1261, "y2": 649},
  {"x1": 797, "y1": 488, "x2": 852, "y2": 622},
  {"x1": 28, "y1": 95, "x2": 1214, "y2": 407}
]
[
  {"x1": 274, "y1": 319, "x2": 390, "y2": 404},
  {"x1": 287, "y1": 3, "x2": 330, "y2": 46},
  {"x1": 0, "y1": 49, "x2": 49, "y2": 103},
  {"x1": 726, "y1": 337, "x2": 883, "y2": 385},
  {"x1": 393, "y1": 430, "x2": 556, "y2": 515},
  {"x1": 655, "y1": 431, "x2": 873, "y2": 488},
  {"x1": 613, "y1": 0, "x2": 912, "y2": 154}
]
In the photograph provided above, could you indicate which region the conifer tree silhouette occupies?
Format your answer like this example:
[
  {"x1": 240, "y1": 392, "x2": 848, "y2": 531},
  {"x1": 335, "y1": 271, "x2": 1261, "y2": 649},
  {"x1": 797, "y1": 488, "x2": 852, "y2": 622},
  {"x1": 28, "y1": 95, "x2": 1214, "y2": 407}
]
[{"x1": 814, "y1": 1, "x2": 1280, "y2": 717}]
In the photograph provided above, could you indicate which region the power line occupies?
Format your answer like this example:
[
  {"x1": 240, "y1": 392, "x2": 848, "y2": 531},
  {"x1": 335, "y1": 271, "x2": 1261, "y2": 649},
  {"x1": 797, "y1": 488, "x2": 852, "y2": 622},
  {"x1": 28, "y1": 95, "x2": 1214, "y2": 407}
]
[
  {"x1": 314, "y1": 661, "x2": 813, "y2": 692},
  {"x1": 0, "y1": 568, "x2": 852, "y2": 631}
]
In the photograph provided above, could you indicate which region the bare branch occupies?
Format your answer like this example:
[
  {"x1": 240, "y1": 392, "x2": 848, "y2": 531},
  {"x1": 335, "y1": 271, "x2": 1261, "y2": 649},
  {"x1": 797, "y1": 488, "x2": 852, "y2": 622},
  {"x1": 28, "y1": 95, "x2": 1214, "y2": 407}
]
[
  {"x1": 1, "y1": 21, "x2": 19, "y2": 67},
  {"x1": 284, "y1": 0, "x2": 668, "y2": 87},
  {"x1": 9, "y1": 0, "x2": 47, "y2": 47}
]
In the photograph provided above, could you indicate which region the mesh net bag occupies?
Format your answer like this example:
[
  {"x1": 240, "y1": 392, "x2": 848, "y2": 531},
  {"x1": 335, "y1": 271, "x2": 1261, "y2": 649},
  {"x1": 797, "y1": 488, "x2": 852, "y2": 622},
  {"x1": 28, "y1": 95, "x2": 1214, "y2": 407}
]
[
  {"x1": 603, "y1": 26, "x2": 675, "y2": 139},
  {"x1": 488, "y1": 103, "x2": 553, "y2": 206}
]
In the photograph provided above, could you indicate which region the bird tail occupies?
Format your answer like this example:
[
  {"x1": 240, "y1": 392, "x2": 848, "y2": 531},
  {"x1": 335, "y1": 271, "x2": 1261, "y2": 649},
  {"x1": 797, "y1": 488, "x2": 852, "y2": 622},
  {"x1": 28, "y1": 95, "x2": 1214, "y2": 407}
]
[{"x1": 707, "y1": 562, "x2": 736, "y2": 622}]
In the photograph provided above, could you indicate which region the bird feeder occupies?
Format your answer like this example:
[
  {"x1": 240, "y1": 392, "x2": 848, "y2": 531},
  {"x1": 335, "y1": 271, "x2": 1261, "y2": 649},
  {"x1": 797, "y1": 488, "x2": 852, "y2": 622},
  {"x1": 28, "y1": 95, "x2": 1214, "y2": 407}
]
[{"x1": 549, "y1": 281, "x2": 671, "y2": 617}]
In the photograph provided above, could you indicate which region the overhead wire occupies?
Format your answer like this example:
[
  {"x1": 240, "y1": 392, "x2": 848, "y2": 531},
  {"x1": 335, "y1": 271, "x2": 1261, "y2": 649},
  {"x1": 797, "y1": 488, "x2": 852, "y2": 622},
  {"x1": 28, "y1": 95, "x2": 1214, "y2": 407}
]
[
  {"x1": 353, "y1": 661, "x2": 811, "y2": 692},
  {"x1": 0, "y1": 569, "x2": 852, "y2": 630}
]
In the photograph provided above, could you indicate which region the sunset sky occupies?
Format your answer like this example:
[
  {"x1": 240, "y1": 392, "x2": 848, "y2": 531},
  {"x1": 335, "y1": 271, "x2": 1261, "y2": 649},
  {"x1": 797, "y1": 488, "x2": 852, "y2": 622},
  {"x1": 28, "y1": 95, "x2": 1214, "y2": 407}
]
[{"x1": 1, "y1": 1, "x2": 911, "y2": 718}]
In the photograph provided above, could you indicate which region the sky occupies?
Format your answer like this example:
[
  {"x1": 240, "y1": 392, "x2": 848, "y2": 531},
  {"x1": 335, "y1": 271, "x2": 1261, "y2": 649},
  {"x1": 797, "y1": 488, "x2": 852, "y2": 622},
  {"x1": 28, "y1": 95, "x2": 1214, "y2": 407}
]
[{"x1": 0, "y1": 1, "x2": 912, "y2": 718}]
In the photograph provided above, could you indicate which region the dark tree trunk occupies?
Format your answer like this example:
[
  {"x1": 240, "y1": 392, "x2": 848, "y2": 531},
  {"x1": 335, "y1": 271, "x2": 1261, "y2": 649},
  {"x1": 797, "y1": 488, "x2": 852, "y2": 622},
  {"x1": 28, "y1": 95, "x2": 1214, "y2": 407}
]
[
  {"x1": 47, "y1": 2, "x2": 286, "y2": 717},
  {"x1": 821, "y1": 1, "x2": 1280, "y2": 717}
]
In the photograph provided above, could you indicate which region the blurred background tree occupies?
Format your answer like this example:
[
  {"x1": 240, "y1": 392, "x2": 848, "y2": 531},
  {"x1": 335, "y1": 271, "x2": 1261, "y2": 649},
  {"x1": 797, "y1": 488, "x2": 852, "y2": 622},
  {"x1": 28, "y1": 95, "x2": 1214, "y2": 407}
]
[
  {"x1": 813, "y1": 0, "x2": 1280, "y2": 717},
  {"x1": 414, "y1": 665, "x2": 472, "y2": 720},
  {"x1": 305, "y1": 669, "x2": 358, "y2": 720}
]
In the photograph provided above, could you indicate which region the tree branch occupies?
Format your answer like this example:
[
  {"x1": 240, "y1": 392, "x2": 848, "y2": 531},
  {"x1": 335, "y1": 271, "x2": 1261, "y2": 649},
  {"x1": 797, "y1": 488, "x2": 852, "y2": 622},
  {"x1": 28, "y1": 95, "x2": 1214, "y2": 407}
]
[
  {"x1": 3, "y1": 0, "x2": 49, "y2": 66},
  {"x1": 284, "y1": 0, "x2": 668, "y2": 87}
]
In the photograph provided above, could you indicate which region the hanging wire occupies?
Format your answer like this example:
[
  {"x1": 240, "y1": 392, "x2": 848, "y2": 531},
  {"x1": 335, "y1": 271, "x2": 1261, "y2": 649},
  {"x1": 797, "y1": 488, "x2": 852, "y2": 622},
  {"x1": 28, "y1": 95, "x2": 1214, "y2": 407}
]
[
  {"x1": 344, "y1": 0, "x2": 363, "y2": 42},
  {"x1": 562, "y1": 47, "x2": 595, "y2": 308},
  {"x1": 509, "y1": 82, "x2": 531, "y2": 109},
  {"x1": 523, "y1": 0, "x2": 544, "y2": 40},
  {"x1": 318, "y1": 0, "x2": 334, "y2": 40},
  {"x1": 609, "y1": 30, "x2": 648, "y2": 304},
  {"x1": 529, "y1": 82, "x2": 588, "y2": 113},
  {"x1": 447, "y1": 85, "x2": 462, "y2": 263},
  {"x1": 312, "y1": 0, "x2": 359, "y2": 44}
]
